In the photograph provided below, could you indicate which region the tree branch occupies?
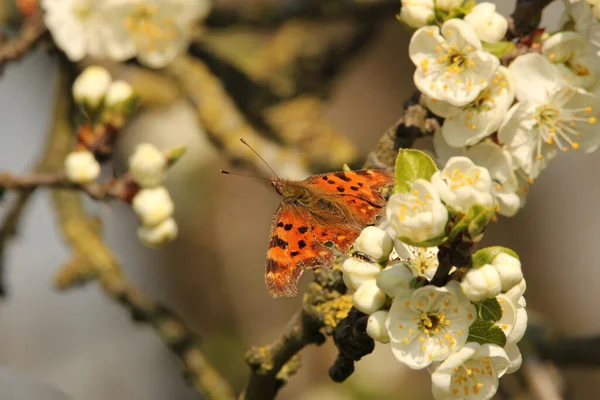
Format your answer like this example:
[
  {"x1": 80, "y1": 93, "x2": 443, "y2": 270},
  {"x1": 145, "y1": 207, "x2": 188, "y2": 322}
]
[
  {"x1": 0, "y1": 12, "x2": 47, "y2": 68},
  {"x1": 506, "y1": 0, "x2": 555, "y2": 39},
  {"x1": 205, "y1": 0, "x2": 399, "y2": 29}
]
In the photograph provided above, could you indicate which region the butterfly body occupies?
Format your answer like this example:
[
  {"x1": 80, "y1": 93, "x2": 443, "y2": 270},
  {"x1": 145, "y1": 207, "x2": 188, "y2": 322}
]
[{"x1": 265, "y1": 170, "x2": 394, "y2": 297}]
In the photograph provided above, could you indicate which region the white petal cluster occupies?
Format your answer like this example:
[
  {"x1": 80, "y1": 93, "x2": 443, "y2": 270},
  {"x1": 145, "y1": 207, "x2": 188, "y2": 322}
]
[
  {"x1": 41, "y1": 0, "x2": 211, "y2": 68},
  {"x1": 464, "y1": 2, "x2": 508, "y2": 43},
  {"x1": 461, "y1": 251, "x2": 524, "y2": 302},
  {"x1": 128, "y1": 143, "x2": 167, "y2": 188},
  {"x1": 564, "y1": 0, "x2": 600, "y2": 56},
  {"x1": 399, "y1": 0, "x2": 434, "y2": 29},
  {"x1": 409, "y1": 19, "x2": 500, "y2": 106},
  {"x1": 64, "y1": 150, "x2": 102, "y2": 184},
  {"x1": 132, "y1": 186, "x2": 178, "y2": 247}
]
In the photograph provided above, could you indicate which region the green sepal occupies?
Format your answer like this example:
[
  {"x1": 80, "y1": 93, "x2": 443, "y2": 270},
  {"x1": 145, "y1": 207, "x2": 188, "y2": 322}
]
[
  {"x1": 467, "y1": 319, "x2": 507, "y2": 347},
  {"x1": 394, "y1": 149, "x2": 438, "y2": 194},
  {"x1": 482, "y1": 41, "x2": 516, "y2": 59},
  {"x1": 476, "y1": 298, "x2": 502, "y2": 322},
  {"x1": 396, "y1": 234, "x2": 447, "y2": 248},
  {"x1": 435, "y1": 0, "x2": 475, "y2": 22},
  {"x1": 165, "y1": 146, "x2": 187, "y2": 167},
  {"x1": 448, "y1": 204, "x2": 495, "y2": 244},
  {"x1": 471, "y1": 246, "x2": 519, "y2": 269},
  {"x1": 343, "y1": 164, "x2": 352, "y2": 172}
]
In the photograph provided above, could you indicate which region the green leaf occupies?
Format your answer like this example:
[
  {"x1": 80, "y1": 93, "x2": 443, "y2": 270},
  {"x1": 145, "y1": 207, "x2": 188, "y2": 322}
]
[
  {"x1": 397, "y1": 234, "x2": 446, "y2": 248},
  {"x1": 342, "y1": 164, "x2": 352, "y2": 172},
  {"x1": 165, "y1": 146, "x2": 187, "y2": 167},
  {"x1": 472, "y1": 246, "x2": 519, "y2": 269},
  {"x1": 467, "y1": 319, "x2": 507, "y2": 347},
  {"x1": 477, "y1": 298, "x2": 502, "y2": 322},
  {"x1": 482, "y1": 41, "x2": 516, "y2": 59},
  {"x1": 394, "y1": 149, "x2": 438, "y2": 194},
  {"x1": 466, "y1": 204, "x2": 495, "y2": 239}
]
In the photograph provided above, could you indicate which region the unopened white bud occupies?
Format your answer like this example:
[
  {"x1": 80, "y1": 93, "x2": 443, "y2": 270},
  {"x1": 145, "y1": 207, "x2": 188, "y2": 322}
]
[
  {"x1": 137, "y1": 218, "x2": 178, "y2": 247},
  {"x1": 105, "y1": 80, "x2": 136, "y2": 108},
  {"x1": 366, "y1": 310, "x2": 390, "y2": 343},
  {"x1": 353, "y1": 281, "x2": 387, "y2": 314},
  {"x1": 491, "y1": 252, "x2": 523, "y2": 292},
  {"x1": 342, "y1": 258, "x2": 381, "y2": 290},
  {"x1": 354, "y1": 226, "x2": 393, "y2": 262},
  {"x1": 399, "y1": 0, "x2": 434, "y2": 29},
  {"x1": 64, "y1": 150, "x2": 101, "y2": 184},
  {"x1": 464, "y1": 2, "x2": 508, "y2": 43},
  {"x1": 132, "y1": 187, "x2": 174, "y2": 227},
  {"x1": 460, "y1": 264, "x2": 502, "y2": 302},
  {"x1": 72, "y1": 66, "x2": 112, "y2": 109},
  {"x1": 435, "y1": 0, "x2": 463, "y2": 11},
  {"x1": 376, "y1": 261, "x2": 414, "y2": 297},
  {"x1": 128, "y1": 143, "x2": 167, "y2": 188}
]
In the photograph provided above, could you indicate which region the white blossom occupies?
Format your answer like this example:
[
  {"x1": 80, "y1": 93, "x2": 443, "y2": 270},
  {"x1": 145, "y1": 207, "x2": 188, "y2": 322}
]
[
  {"x1": 72, "y1": 65, "x2": 112, "y2": 109},
  {"x1": 105, "y1": 80, "x2": 136, "y2": 107},
  {"x1": 367, "y1": 310, "x2": 390, "y2": 343},
  {"x1": 353, "y1": 226, "x2": 393, "y2": 262},
  {"x1": 353, "y1": 280, "x2": 387, "y2": 314},
  {"x1": 376, "y1": 261, "x2": 414, "y2": 297},
  {"x1": 464, "y1": 2, "x2": 508, "y2": 43},
  {"x1": 498, "y1": 53, "x2": 600, "y2": 180},
  {"x1": 394, "y1": 241, "x2": 439, "y2": 280},
  {"x1": 426, "y1": 66, "x2": 515, "y2": 147},
  {"x1": 342, "y1": 258, "x2": 382, "y2": 290},
  {"x1": 137, "y1": 217, "x2": 178, "y2": 247},
  {"x1": 128, "y1": 143, "x2": 167, "y2": 188},
  {"x1": 132, "y1": 186, "x2": 174, "y2": 227},
  {"x1": 386, "y1": 179, "x2": 448, "y2": 244},
  {"x1": 496, "y1": 294, "x2": 527, "y2": 374},
  {"x1": 399, "y1": 0, "x2": 434, "y2": 29},
  {"x1": 64, "y1": 150, "x2": 101, "y2": 184},
  {"x1": 565, "y1": 0, "x2": 600, "y2": 56},
  {"x1": 491, "y1": 252, "x2": 523, "y2": 292},
  {"x1": 387, "y1": 281, "x2": 476, "y2": 369},
  {"x1": 542, "y1": 31, "x2": 598, "y2": 88},
  {"x1": 431, "y1": 343, "x2": 510, "y2": 400},
  {"x1": 460, "y1": 264, "x2": 502, "y2": 302},
  {"x1": 409, "y1": 19, "x2": 499, "y2": 106},
  {"x1": 431, "y1": 157, "x2": 495, "y2": 212}
]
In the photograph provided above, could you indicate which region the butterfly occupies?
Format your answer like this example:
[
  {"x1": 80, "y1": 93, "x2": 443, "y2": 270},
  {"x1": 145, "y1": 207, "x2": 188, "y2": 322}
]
[{"x1": 222, "y1": 139, "x2": 394, "y2": 298}]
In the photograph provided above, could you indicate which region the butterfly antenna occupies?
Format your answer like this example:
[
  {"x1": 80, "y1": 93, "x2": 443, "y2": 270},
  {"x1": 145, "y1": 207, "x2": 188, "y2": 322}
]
[
  {"x1": 220, "y1": 170, "x2": 268, "y2": 181},
  {"x1": 240, "y1": 138, "x2": 280, "y2": 179}
]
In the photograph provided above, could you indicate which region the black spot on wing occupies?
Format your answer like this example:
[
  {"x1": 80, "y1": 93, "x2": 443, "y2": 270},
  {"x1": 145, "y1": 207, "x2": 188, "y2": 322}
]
[
  {"x1": 284, "y1": 223, "x2": 293, "y2": 231},
  {"x1": 291, "y1": 251, "x2": 299, "y2": 257},
  {"x1": 322, "y1": 176, "x2": 328, "y2": 181},
  {"x1": 358, "y1": 182, "x2": 364, "y2": 187},
  {"x1": 269, "y1": 235, "x2": 288, "y2": 249},
  {"x1": 266, "y1": 258, "x2": 284, "y2": 273},
  {"x1": 355, "y1": 171, "x2": 370, "y2": 176},
  {"x1": 334, "y1": 172, "x2": 351, "y2": 181},
  {"x1": 298, "y1": 240, "x2": 307, "y2": 249},
  {"x1": 277, "y1": 222, "x2": 284, "y2": 227},
  {"x1": 337, "y1": 187, "x2": 345, "y2": 192},
  {"x1": 350, "y1": 186, "x2": 359, "y2": 191},
  {"x1": 327, "y1": 180, "x2": 335, "y2": 184},
  {"x1": 298, "y1": 226, "x2": 308, "y2": 234}
]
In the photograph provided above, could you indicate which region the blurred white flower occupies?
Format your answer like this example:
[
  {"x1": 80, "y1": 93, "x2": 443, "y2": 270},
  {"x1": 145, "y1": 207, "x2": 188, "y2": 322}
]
[
  {"x1": 387, "y1": 282, "x2": 476, "y2": 369},
  {"x1": 464, "y1": 2, "x2": 508, "y2": 43},
  {"x1": 399, "y1": 0, "x2": 435, "y2": 29},
  {"x1": 132, "y1": 186, "x2": 174, "y2": 226},
  {"x1": 431, "y1": 343, "x2": 510, "y2": 400},
  {"x1": 498, "y1": 53, "x2": 600, "y2": 180},
  {"x1": 426, "y1": 66, "x2": 515, "y2": 147},
  {"x1": 386, "y1": 179, "x2": 448, "y2": 244},
  {"x1": 565, "y1": 0, "x2": 600, "y2": 55},
  {"x1": 367, "y1": 310, "x2": 390, "y2": 343},
  {"x1": 435, "y1": 0, "x2": 463, "y2": 11},
  {"x1": 409, "y1": 19, "x2": 499, "y2": 106},
  {"x1": 72, "y1": 65, "x2": 112, "y2": 109},
  {"x1": 431, "y1": 157, "x2": 495, "y2": 213},
  {"x1": 394, "y1": 241, "x2": 439, "y2": 280},
  {"x1": 353, "y1": 280, "x2": 387, "y2": 314},
  {"x1": 128, "y1": 143, "x2": 167, "y2": 188},
  {"x1": 460, "y1": 264, "x2": 502, "y2": 302},
  {"x1": 137, "y1": 217, "x2": 178, "y2": 247},
  {"x1": 64, "y1": 150, "x2": 101, "y2": 184},
  {"x1": 353, "y1": 226, "x2": 393, "y2": 262},
  {"x1": 342, "y1": 258, "x2": 382, "y2": 290},
  {"x1": 105, "y1": 80, "x2": 136, "y2": 108},
  {"x1": 542, "y1": 31, "x2": 598, "y2": 88}
]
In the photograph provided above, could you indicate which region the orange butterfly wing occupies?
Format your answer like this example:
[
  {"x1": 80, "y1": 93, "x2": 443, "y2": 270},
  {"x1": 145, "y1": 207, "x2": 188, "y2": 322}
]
[{"x1": 265, "y1": 169, "x2": 394, "y2": 298}]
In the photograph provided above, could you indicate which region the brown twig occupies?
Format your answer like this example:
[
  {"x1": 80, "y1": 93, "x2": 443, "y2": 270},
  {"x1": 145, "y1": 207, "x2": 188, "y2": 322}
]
[
  {"x1": 0, "y1": 12, "x2": 47, "y2": 67},
  {"x1": 506, "y1": 0, "x2": 555, "y2": 39}
]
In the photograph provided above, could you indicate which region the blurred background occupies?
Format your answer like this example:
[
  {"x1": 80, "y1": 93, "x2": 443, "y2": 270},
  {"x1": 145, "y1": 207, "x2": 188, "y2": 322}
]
[{"x1": 1, "y1": 0, "x2": 599, "y2": 399}]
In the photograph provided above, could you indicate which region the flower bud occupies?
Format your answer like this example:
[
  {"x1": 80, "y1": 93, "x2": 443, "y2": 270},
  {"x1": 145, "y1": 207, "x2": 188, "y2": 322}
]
[
  {"x1": 376, "y1": 261, "x2": 414, "y2": 297},
  {"x1": 137, "y1": 218, "x2": 178, "y2": 247},
  {"x1": 464, "y1": 3, "x2": 508, "y2": 43},
  {"x1": 435, "y1": 0, "x2": 463, "y2": 11},
  {"x1": 491, "y1": 252, "x2": 523, "y2": 292},
  {"x1": 64, "y1": 150, "x2": 101, "y2": 184},
  {"x1": 399, "y1": 0, "x2": 434, "y2": 29},
  {"x1": 128, "y1": 143, "x2": 167, "y2": 188},
  {"x1": 460, "y1": 264, "x2": 501, "y2": 302},
  {"x1": 132, "y1": 187, "x2": 174, "y2": 227},
  {"x1": 354, "y1": 226, "x2": 393, "y2": 262},
  {"x1": 72, "y1": 66, "x2": 112, "y2": 110},
  {"x1": 353, "y1": 281, "x2": 387, "y2": 314},
  {"x1": 366, "y1": 310, "x2": 390, "y2": 343},
  {"x1": 105, "y1": 80, "x2": 136, "y2": 107},
  {"x1": 342, "y1": 258, "x2": 382, "y2": 290}
]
